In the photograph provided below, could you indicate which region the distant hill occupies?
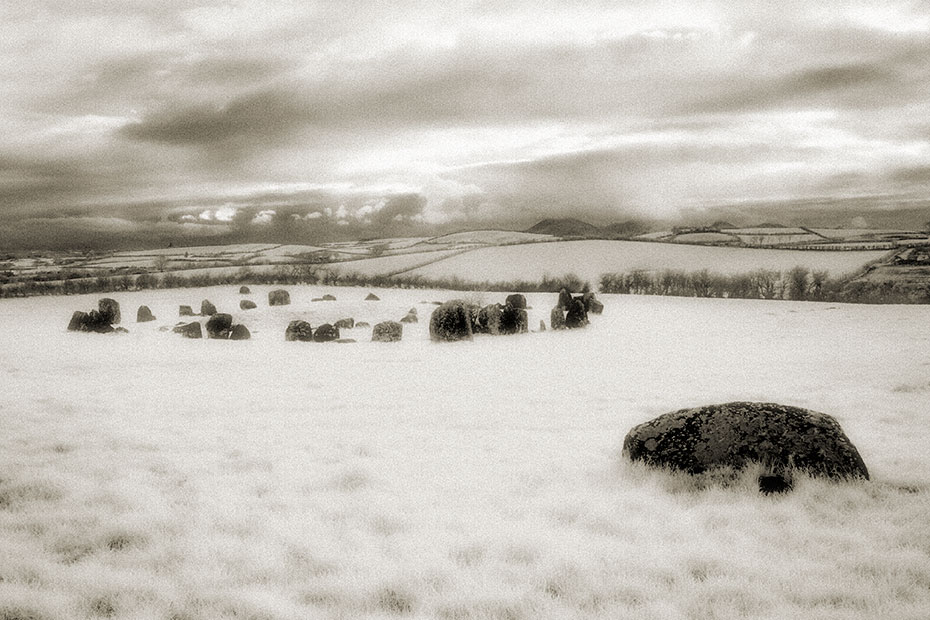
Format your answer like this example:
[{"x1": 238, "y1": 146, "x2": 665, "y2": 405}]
[
  {"x1": 526, "y1": 218, "x2": 649, "y2": 239},
  {"x1": 526, "y1": 218, "x2": 603, "y2": 237}
]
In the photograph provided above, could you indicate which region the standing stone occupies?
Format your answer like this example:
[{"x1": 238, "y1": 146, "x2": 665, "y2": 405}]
[
  {"x1": 500, "y1": 302, "x2": 528, "y2": 335},
  {"x1": 582, "y1": 292, "x2": 604, "y2": 315},
  {"x1": 240, "y1": 299, "x2": 257, "y2": 310},
  {"x1": 205, "y1": 313, "x2": 233, "y2": 339},
  {"x1": 334, "y1": 317, "x2": 355, "y2": 329},
  {"x1": 365, "y1": 293, "x2": 380, "y2": 301},
  {"x1": 557, "y1": 288, "x2": 573, "y2": 310},
  {"x1": 173, "y1": 322, "x2": 202, "y2": 338},
  {"x1": 239, "y1": 286, "x2": 251, "y2": 294},
  {"x1": 565, "y1": 298, "x2": 588, "y2": 329},
  {"x1": 268, "y1": 289, "x2": 290, "y2": 306},
  {"x1": 539, "y1": 320, "x2": 546, "y2": 332},
  {"x1": 622, "y1": 402, "x2": 870, "y2": 481},
  {"x1": 505, "y1": 294, "x2": 527, "y2": 310},
  {"x1": 285, "y1": 320, "x2": 313, "y2": 342},
  {"x1": 179, "y1": 305, "x2": 195, "y2": 317},
  {"x1": 98, "y1": 298, "x2": 121, "y2": 324},
  {"x1": 229, "y1": 324, "x2": 251, "y2": 340},
  {"x1": 136, "y1": 305, "x2": 156, "y2": 322},
  {"x1": 550, "y1": 306, "x2": 566, "y2": 330},
  {"x1": 475, "y1": 303, "x2": 502, "y2": 335},
  {"x1": 372, "y1": 321, "x2": 403, "y2": 342},
  {"x1": 429, "y1": 300, "x2": 475, "y2": 342},
  {"x1": 400, "y1": 311, "x2": 418, "y2": 324},
  {"x1": 313, "y1": 323, "x2": 339, "y2": 342},
  {"x1": 200, "y1": 299, "x2": 217, "y2": 316},
  {"x1": 68, "y1": 311, "x2": 89, "y2": 332}
]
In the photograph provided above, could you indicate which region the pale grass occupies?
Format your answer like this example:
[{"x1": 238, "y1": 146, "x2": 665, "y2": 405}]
[{"x1": 1, "y1": 287, "x2": 929, "y2": 619}]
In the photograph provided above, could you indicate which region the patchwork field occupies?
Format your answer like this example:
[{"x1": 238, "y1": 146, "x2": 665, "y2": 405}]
[{"x1": 2, "y1": 287, "x2": 930, "y2": 619}]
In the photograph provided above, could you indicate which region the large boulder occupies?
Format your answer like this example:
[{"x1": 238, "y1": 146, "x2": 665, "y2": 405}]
[
  {"x1": 229, "y1": 324, "x2": 251, "y2": 340},
  {"x1": 564, "y1": 298, "x2": 588, "y2": 329},
  {"x1": 313, "y1": 323, "x2": 340, "y2": 342},
  {"x1": 67, "y1": 311, "x2": 88, "y2": 332},
  {"x1": 200, "y1": 299, "x2": 217, "y2": 316},
  {"x1": 268, "y1": 289, "x2": 290, "y2": 306},
  {"x1": 67, "y1": 310, "x2": 114, "y2": 333},
  {"x1": 372, "y1": 321, "x2": 403, "y2": 342},
  {"x1": 334, "y1": 317, "x2": 355, "y2": 329},
  {"x1": 475, "y1": 303, "x2": 502, "y2": 335},
  {"x1": 429, "y1": 300, "x2": 475, "y2": 342},
  {"x1": 205, "y1": 313, "x2": 233, "y2": 339},
  {"x1": 239, "y1": 286, "x2": 251, "y2": 294},
  {"x1": 179, "y1": 305, "x2": 195, "y2": 317},
  {"x1": 557, "y1": 288, "x2": 573, "y2": 310},
  {"x1": 173, "y1": 321, "x2": 202, "y2": 339},
  {"x1": 550, "y1": 306, "x2": 566, "y2": 330},
  {"x1": 622, "y1": 402, "x2": 869, "y2": 481},
  {"x1": 365, "y1": 293, "x2": 380, "y2": 301},
  {"x1": 98, "y1": 298, "x2": 120, "y2": 324},
  {"x1": 285, "y1": 320, "x2": 313, "y2": 342},
  {"x1": 582, "y1": 292, "x2": 604, "y2": 315},
  {"x1": 499, "y1": 302, "x2": 528, "y2": 335},
  {"x1": 240, "y1": 299, "x2": 257, "y2": 310},
  {"x1": 136, "y1": 305, "x2": 156, "y2": 322},
  {"x1": 505, "y1": 294, "x2": 527, "y2": 310}
]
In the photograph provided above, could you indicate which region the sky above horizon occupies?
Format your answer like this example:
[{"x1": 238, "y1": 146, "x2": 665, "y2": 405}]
[{"x1": 2, "y1": 1, "x2": 930, "y2": 248}]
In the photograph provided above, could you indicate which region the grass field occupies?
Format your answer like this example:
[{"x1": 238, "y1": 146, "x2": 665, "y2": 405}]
[{"x1": 1, "y1": 287, "x2": 930, "y2": 619}]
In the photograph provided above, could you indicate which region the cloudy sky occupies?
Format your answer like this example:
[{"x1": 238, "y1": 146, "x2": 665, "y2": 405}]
[{"x1": 2, "y1": 1, "x2": 930, "y2": 248}]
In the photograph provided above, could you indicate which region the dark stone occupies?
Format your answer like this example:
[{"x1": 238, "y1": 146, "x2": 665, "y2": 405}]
[
  {"x1": 500, "y1": 302, "x2": 528, "y2": 335},
  {"x1": 322, "y1": 294, "x2": 337, "y2": 301},
  {"x1": 98, "y1": 298, "x2": 121, "y2": 324},
  {"x1": 313, "y1": 323, "x2": 340, "y2": 342},
  {"x1": 400, "y1": 312, "x2": 418, "y2": 324},
  {"x1": 550, "y1": 306, "x2": 566, "y2": 330},
  {"x1": 557, "y1": 288, "x2": 573, "y2": 310},
  {"x1": 505, "y1": 294, "x2": 527, "y2": 310},
  {"x1": 356, "y1": 322, "x2": 370, "y2": 328},
  {"x1": 205, "y1": 313, "x2": 233, "y2": 339},
  {"x1": 565, "y1": 298, "x2": 588, "y2": 329},
  {"x1": 179, "y1": 305, "x2": 195, "y2": 317},
  {"x1": 407, "y1": 307, "x2": 418, "y2": 316},
  {"x1": 539, "y1": 320, "x2": 546, "y2": 332},
  {"x1": 365, "y1": 293, "x2": 380, "y2": 301},
  {"x1": 372, "y1": 321, "x2": 403, "y2": 342},
  {"x1": 239, "y1": 286, "x2": 251, "y2": 294},
  {"x1": 334, "y1": 317, "x2": 355, "y2": 329},
  {"x1": 622, "y1": 402, "x2": 870, "y2": 481},
  {"x1": 114, "y1": 327, "x2": 129, "y2": 334},
  {"x1": 285, "y1": 320, "x2": 313, "y2": 342},
  {"x1": 429, "y1": 300, "x2": 475, "y2": 342},
  {"x1": 582, "y1": 292, "x2": 604, "y2": 315},
  {"x1": 136, "y1": 305, "x2": 155, "y2": 322},
  {"x1": 268, "y1": 289, "x2": 290, "y2": 306},
  {"x1": 229, "y1": 324, "x2": 251, "y2": 340},
  {"x1": 173, "y1": 321, "x2": 202, "y2": 338},
  {"x1": 240, "y1": 299, "x2": 257, "y2": 310},
  {"x1": 759, "y1": 473, "x2": 793, "y2": 495},
  {"x1": 311, "y1": 298, "x2": 323, "y2": 302},
  {"x1": 336, "y1": 338, "x2": 357, "y2": 344},
  {"x1": 200, "y1": 299, "x2": 217, "y2": 316},
  {"x1": 68, "y1": 311, "x2": 88, "y2": 331},
  {"x1": 475, "y1": 304, "x2": 502, "y2": 335}
]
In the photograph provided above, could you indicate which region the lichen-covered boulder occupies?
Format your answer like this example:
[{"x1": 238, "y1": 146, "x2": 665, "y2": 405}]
[
  {"x1": 334, "y1": 317, "x2": 355, "y2": 329},
  {"x1": 557, "y1": 288, "x2": 573, "y2": 310},
  {"x1": 505, "y1": 294, "x2": 527, "y2": 310},
  {"x1": 240, "y1": 299, "x2": 257, "y2": 310},
  {"x1": 173, "y1": 321, "x2": 202, "y2": 339},
  {"x1": 550, "y1": 306, "x2": 566, "y2": 330},
  {"x1": 429, "y1": 300, "x2": 475, "y2": 342},
  {"x1": 200, "y1": 299, "x2": 217, "y2": 316},
  {"x1": 565, "y1": 298, "x2": 588, "y2": 329},
  {"x1": 285, "y1": 320, "x2": 313, "y2": 342},
  {"x1": 475, "y1": 303, "x2": 502, "y2": 335},
  {"x1": 365, "y1": 293, "x2": 380, "y2": 301},
  {"x1": 500, "y1": 302, "x2": 528, "y2": 335},
  {"x1": 136, "y1": 305, "x2": 155, "y2": 322},
  {"x1": 239, "y1": 286, "x2": 251, "y2": 294},
  {"x1": 582, "y1": 292, "x2": 604, "y2": 315},
  {"x1": 205, "y1": 313, "x2": 233, "y2": 339},
  {"x1": 313, "y1": 323, "x2": 339, "y2": 342},
  {"x1": 179, "y1": 305, "x2": 195, "y2": 317},
  {"x1": 229, "y1": 324, "x2": 251, "y2": 340},
  {"x1": 622, "y1": 402, "x2": 869, "y2": 480},
  {"x1": 98, "y1": 298, "x2": 121, "y2": 324},
  {"x1": 372, "y1": 321, "x2": 403, "y2": 342},
  {"x1": 268, "y1": 289, "x2": 290, "y2": 306}
]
